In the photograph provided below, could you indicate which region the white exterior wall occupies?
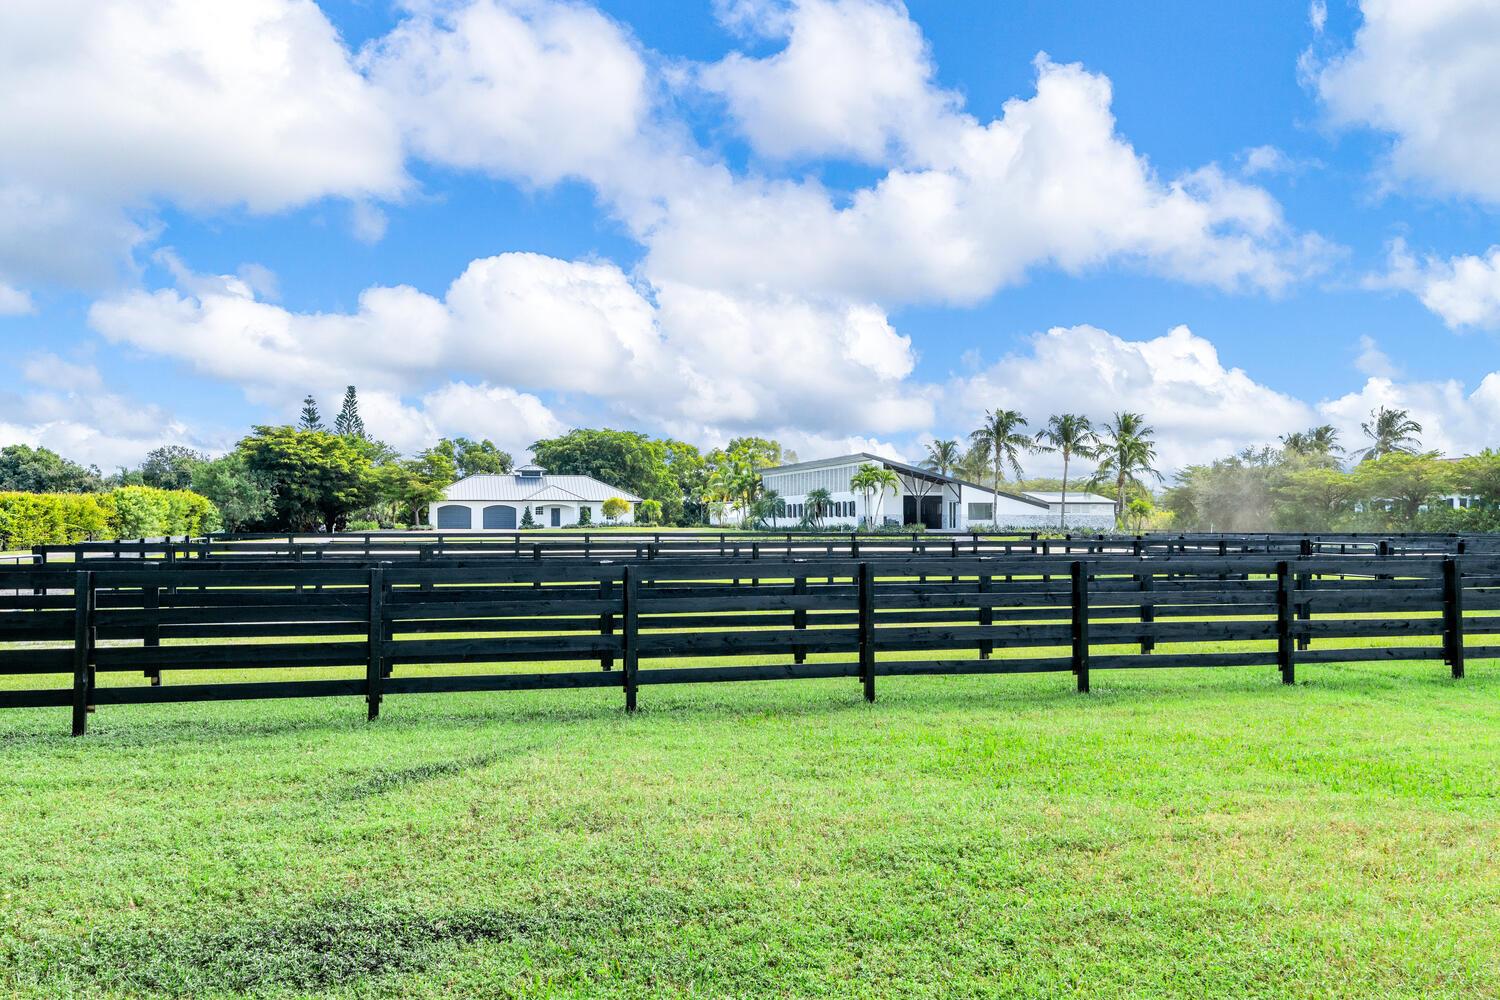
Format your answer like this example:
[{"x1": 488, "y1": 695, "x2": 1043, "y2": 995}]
[{"x1": 429, "y1": 500, "x2": 634, "y2": 530}]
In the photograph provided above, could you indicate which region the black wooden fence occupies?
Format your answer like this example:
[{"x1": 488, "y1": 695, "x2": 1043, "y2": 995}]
[
  {"x1": 31, "y1": 529, "x2": 1500, "y2": 566},
  {"x1": 1, "y1": 549, "x2": 1492, "y2": 735}
]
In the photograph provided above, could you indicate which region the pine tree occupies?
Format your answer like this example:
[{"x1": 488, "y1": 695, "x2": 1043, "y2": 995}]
[
  {"x1": 520, "y1": 505, "x2": 537, "y2": 529},
  {"x1": 334, "y1": 385, "x2": 366, "y2": 438},
  {"x1": 298, "y1": 395, "x2": 323, "y2": 432}
]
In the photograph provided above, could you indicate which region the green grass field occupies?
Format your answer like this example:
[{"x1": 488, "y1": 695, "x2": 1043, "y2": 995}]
[{"x1": 2, "y1": 653, "x2": 1498, "y2": 998}]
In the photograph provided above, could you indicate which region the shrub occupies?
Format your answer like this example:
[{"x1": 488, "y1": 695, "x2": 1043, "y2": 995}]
[
  {"x1": 0, "y1": 486, "x2": 219, "y2": 549},
  {"x1": 637, "y1": 499, "x2": 663, "y2": 525},
  {"x1": 520, "y1": 506, "x2": 537, "y2": 529},
  {"x1": 346, "y1": 519, "x2": 381, "y2": 532},
  {"x1": 601, "y1": 497, "x2": 629, "y2": 522},
  {"x1": 576, "y1": 505, "x2": 592, "y2": 526}
]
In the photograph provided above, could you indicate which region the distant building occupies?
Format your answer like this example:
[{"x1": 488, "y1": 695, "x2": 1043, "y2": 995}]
[
  {"x1": 1436, "y1": 455, "x2": 1481, "y2": 512},
  {"x1": 1018, "y1": 491, "x2": 1118, "y2": 525},
  {"x1": 430, "y1": 465, "x2": 642, "y2": 530},
  {"x1": 721, "y1": 452, "x2": 1117, "y2": 531}
]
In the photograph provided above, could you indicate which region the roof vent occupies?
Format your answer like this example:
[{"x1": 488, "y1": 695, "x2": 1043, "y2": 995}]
[{"x1": 516, "y1": 464, "x2": 545, "y2": 479}]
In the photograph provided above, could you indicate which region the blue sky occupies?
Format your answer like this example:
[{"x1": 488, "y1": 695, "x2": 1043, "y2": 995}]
[{"x1": 2, "y1": 0, "x2": 1498, "y2": 474}]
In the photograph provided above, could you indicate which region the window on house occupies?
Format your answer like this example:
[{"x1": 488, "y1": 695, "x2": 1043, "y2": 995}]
[{"x1": 968, "y1": 502, "x2": 994, "y2": 521}]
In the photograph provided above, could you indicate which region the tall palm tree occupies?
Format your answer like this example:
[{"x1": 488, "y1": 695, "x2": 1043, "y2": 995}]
[
  {"x1": 1090, "y1": 412, "x2": 1162, "y2": 525},
  {"x1": 969, "y1": 409, "x2": 1033, "y2": 521},
  {"x1": 805, "y1": 487, "x2": 833, "y2": 527},
  {"x1": 921, "y1": 439, "x2": 961, "y2": 477},
  {"x1": 1280, "y1": 424, "x2": 1343, "y2": 458},
  {"x1": 850, "y1": 463, "x2": 899, "y2": 528},
  {"x1": 1034, "y1": 413, "x2": 1100, "y2": 529},
  {"x1": 1356, "y1": 406, "x2": 1422, "y2": 462}
]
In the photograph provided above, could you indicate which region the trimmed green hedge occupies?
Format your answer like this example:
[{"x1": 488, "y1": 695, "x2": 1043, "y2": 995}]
[{"x1": 0, "y1": 487, "x2": 222, "y2": 550}]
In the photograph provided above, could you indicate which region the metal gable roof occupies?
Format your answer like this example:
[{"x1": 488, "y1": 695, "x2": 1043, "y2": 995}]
[{"x1": 442, "y1": 473, "x2": 643, "y2": 503}]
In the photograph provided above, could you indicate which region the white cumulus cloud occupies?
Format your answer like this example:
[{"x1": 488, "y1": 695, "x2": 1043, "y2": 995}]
[
  {"x1": 1315, "y1": 0, "x2": 1500, "y2": 203},
  {"x1": 1375, "y1": 239, "x2": 1500, "y2": 330}
]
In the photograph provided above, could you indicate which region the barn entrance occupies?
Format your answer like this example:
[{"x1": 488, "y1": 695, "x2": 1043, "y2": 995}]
[{"x1": 902, "y1": 495, "x2": 943, "y2": 529}]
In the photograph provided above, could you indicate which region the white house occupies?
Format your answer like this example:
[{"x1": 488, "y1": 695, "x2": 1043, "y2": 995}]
[
  {"x1": 430, "y1": 465, "x2": 642, "y2": 530},
  {"x1": 1020, "y1": 491, "x2": 1118, "y2": 527},
  {"x1": 726, "y1": 452, "x2": 1115, "y2": 531}
]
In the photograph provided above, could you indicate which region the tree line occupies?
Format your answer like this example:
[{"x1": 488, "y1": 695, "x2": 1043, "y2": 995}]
[
  {"x1": 0, "y1": 388, "x2": 798, "y2": 533},
  {"x1": 2, "y1": 388, "x2": 1494, "y2": 538},
  {"x1": 917, "y1": 404, "x2": 1495, "y2": 532}
]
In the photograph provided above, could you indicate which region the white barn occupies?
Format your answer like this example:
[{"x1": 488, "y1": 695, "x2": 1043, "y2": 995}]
[
  {"x1": 430, "y1": 465, "x2": 642, "y2": 530},
  {"x1": 735, "y1": 453, "x2": 1116, "y2": 531},
  {"x1": 1020, "y1": 491, "x2": 1118, "y2": 527}
]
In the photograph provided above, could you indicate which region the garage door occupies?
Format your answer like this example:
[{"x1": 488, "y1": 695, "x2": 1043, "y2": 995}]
[
  {"x1": 435, "y1": 505, "x2": 472, "y2": 529},
  {"x1": 482, "y1": 504, "x2": 517, "y2": 529}
]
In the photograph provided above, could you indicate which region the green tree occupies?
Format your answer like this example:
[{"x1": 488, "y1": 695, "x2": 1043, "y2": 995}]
[
  {"x1": 1034, "y1": 414, "x2": 1100, "y2": 528},
  {"x1": 520, "y1": 505, "x2": 537, "y2": 529},
  {"x1": 1269, "y1": 464, "x2": 1357, "y2": 531},
  {"x1": 805, "y1": 487, "x2": 833, "y2": 527},
  {"x1": 387, "y1": 449, "x2": 458, "y2": 526},
  {"x1": 1124, "y1": 496, "x2": 1156, "y2": 532},
  {"x1": 663, "y1": 440, "x2": 711, "y2": 525},
  {"x1": 430, "y1": 437, "x2": 512, "y2": 478},
  {"x1": 1349, "y1": 452, "x2": 1453, "y2": 527},
  {"x1": 1279, "y1": 424, "x2": 1343, "y2": 463},
  {"x1": 190, "y1": 454, "x2": 274, "y2": 531},
  {"x1": 601, "y1": 497, "x2": 629, "y2": 523},
  {"x1": 531, "y1": 429, "x2": 681, "y2": 524},
  {"x1": 921, "y1": 439, "x2": 961, "y2": 476},
  {"x1": 969, "y1": 409, "x2": 1034, "y2": 521},
  {"x1": 577, "y1": 504, "x2": 592, "y2": 526},
  {"x1": 298, "y1": 395, "x2": 324, "y2": 432},
  {"x1": 637, "y1": 498, "x2": 664, "y2": 525},
  {"x1": 705, "y1": 438, "x2": 785, "y2": 526},
  {"x1": 1355, "y1": 406, "x2": 1422, "y2": 462},
  {"x1": 140, "y1": 445, "x2": 208, "y2": 491},
  {"x1": 0, "y1": 444, "x2": 103, "y2": 492},
  {"x1": 334, "y1": 385, "x2": 366, "y2": 438},
  {"x1": 236, "y1": 426, "x2": 375, "y2": 531},
  {"x1": 849, "y1": 463, "x2": 898, "y2": 528},
  {"x1": 1089, "y1": 412, "x2": 1161, "y2": 525},
  {"x1": 1456, "y1": 451, "x2": 1500, "y2": 509}
]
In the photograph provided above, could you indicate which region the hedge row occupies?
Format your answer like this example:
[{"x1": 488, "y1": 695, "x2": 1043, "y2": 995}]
[{"x1": 0, "y1": 487, "x2": 222, "y2": 550}]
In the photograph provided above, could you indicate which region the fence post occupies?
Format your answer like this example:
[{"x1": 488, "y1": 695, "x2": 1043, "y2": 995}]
[
  {"x1": 1071, "y1": 562, "x2": 1089, "y2": 694},
  {"x1": 1139, "y1": 572, "x2": 1155, "y2": 654},
  {"x1": 599, "y1": 576, "x2": 615, "y2": 670},
  {"x1": 978, "y1": 574, "x2": 993, "y2": 660},
  {"x1": 622, "y1": 567, "x2": 639, "y2": 712},
  {"x1": 1443, "y1": 557, "x2": 1465, "y2": 680},
  {"x1": 1296, "y1": 538, "x2": 1312, "y2": 650},
  {"x1": 144, "y1": 571, "x2": 162, "y2": 686},
  {"x1": 793, "y1": 575, "x2": 807, "y2": 664},
  {"x1": 366, "y1": 567, "x2": 385, "y2": 721},
  {"x1": 71, "y1": 570, "x2": 94, "y2": 737},
  {"x1": 1276, "y1": 561, "x2": 1295, "y2": 685},
  {"x1": 857, "y1": 562, "x2": 875, "y2": 702}
]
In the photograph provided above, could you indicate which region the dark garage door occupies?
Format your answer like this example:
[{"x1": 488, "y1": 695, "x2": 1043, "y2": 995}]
[
  {"x1": 435, "y1": 505, "x2": 472, "y2": 529},
  {"x1": 483, "y1": 504, "x2": 517, "y2": 529}
]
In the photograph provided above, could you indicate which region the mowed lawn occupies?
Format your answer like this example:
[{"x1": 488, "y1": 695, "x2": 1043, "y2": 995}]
[{"x1": 2, "y1": 659, "x2": 1498, "y2": 998}]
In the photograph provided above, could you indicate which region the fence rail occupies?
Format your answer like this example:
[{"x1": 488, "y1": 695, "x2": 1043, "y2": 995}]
[
  {"x1": 1, "y1": 548, "x2": 1493, "y2": 734},
  {"x1": 30, "y1": 529, "x2": 1500, "y2": 566}
]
